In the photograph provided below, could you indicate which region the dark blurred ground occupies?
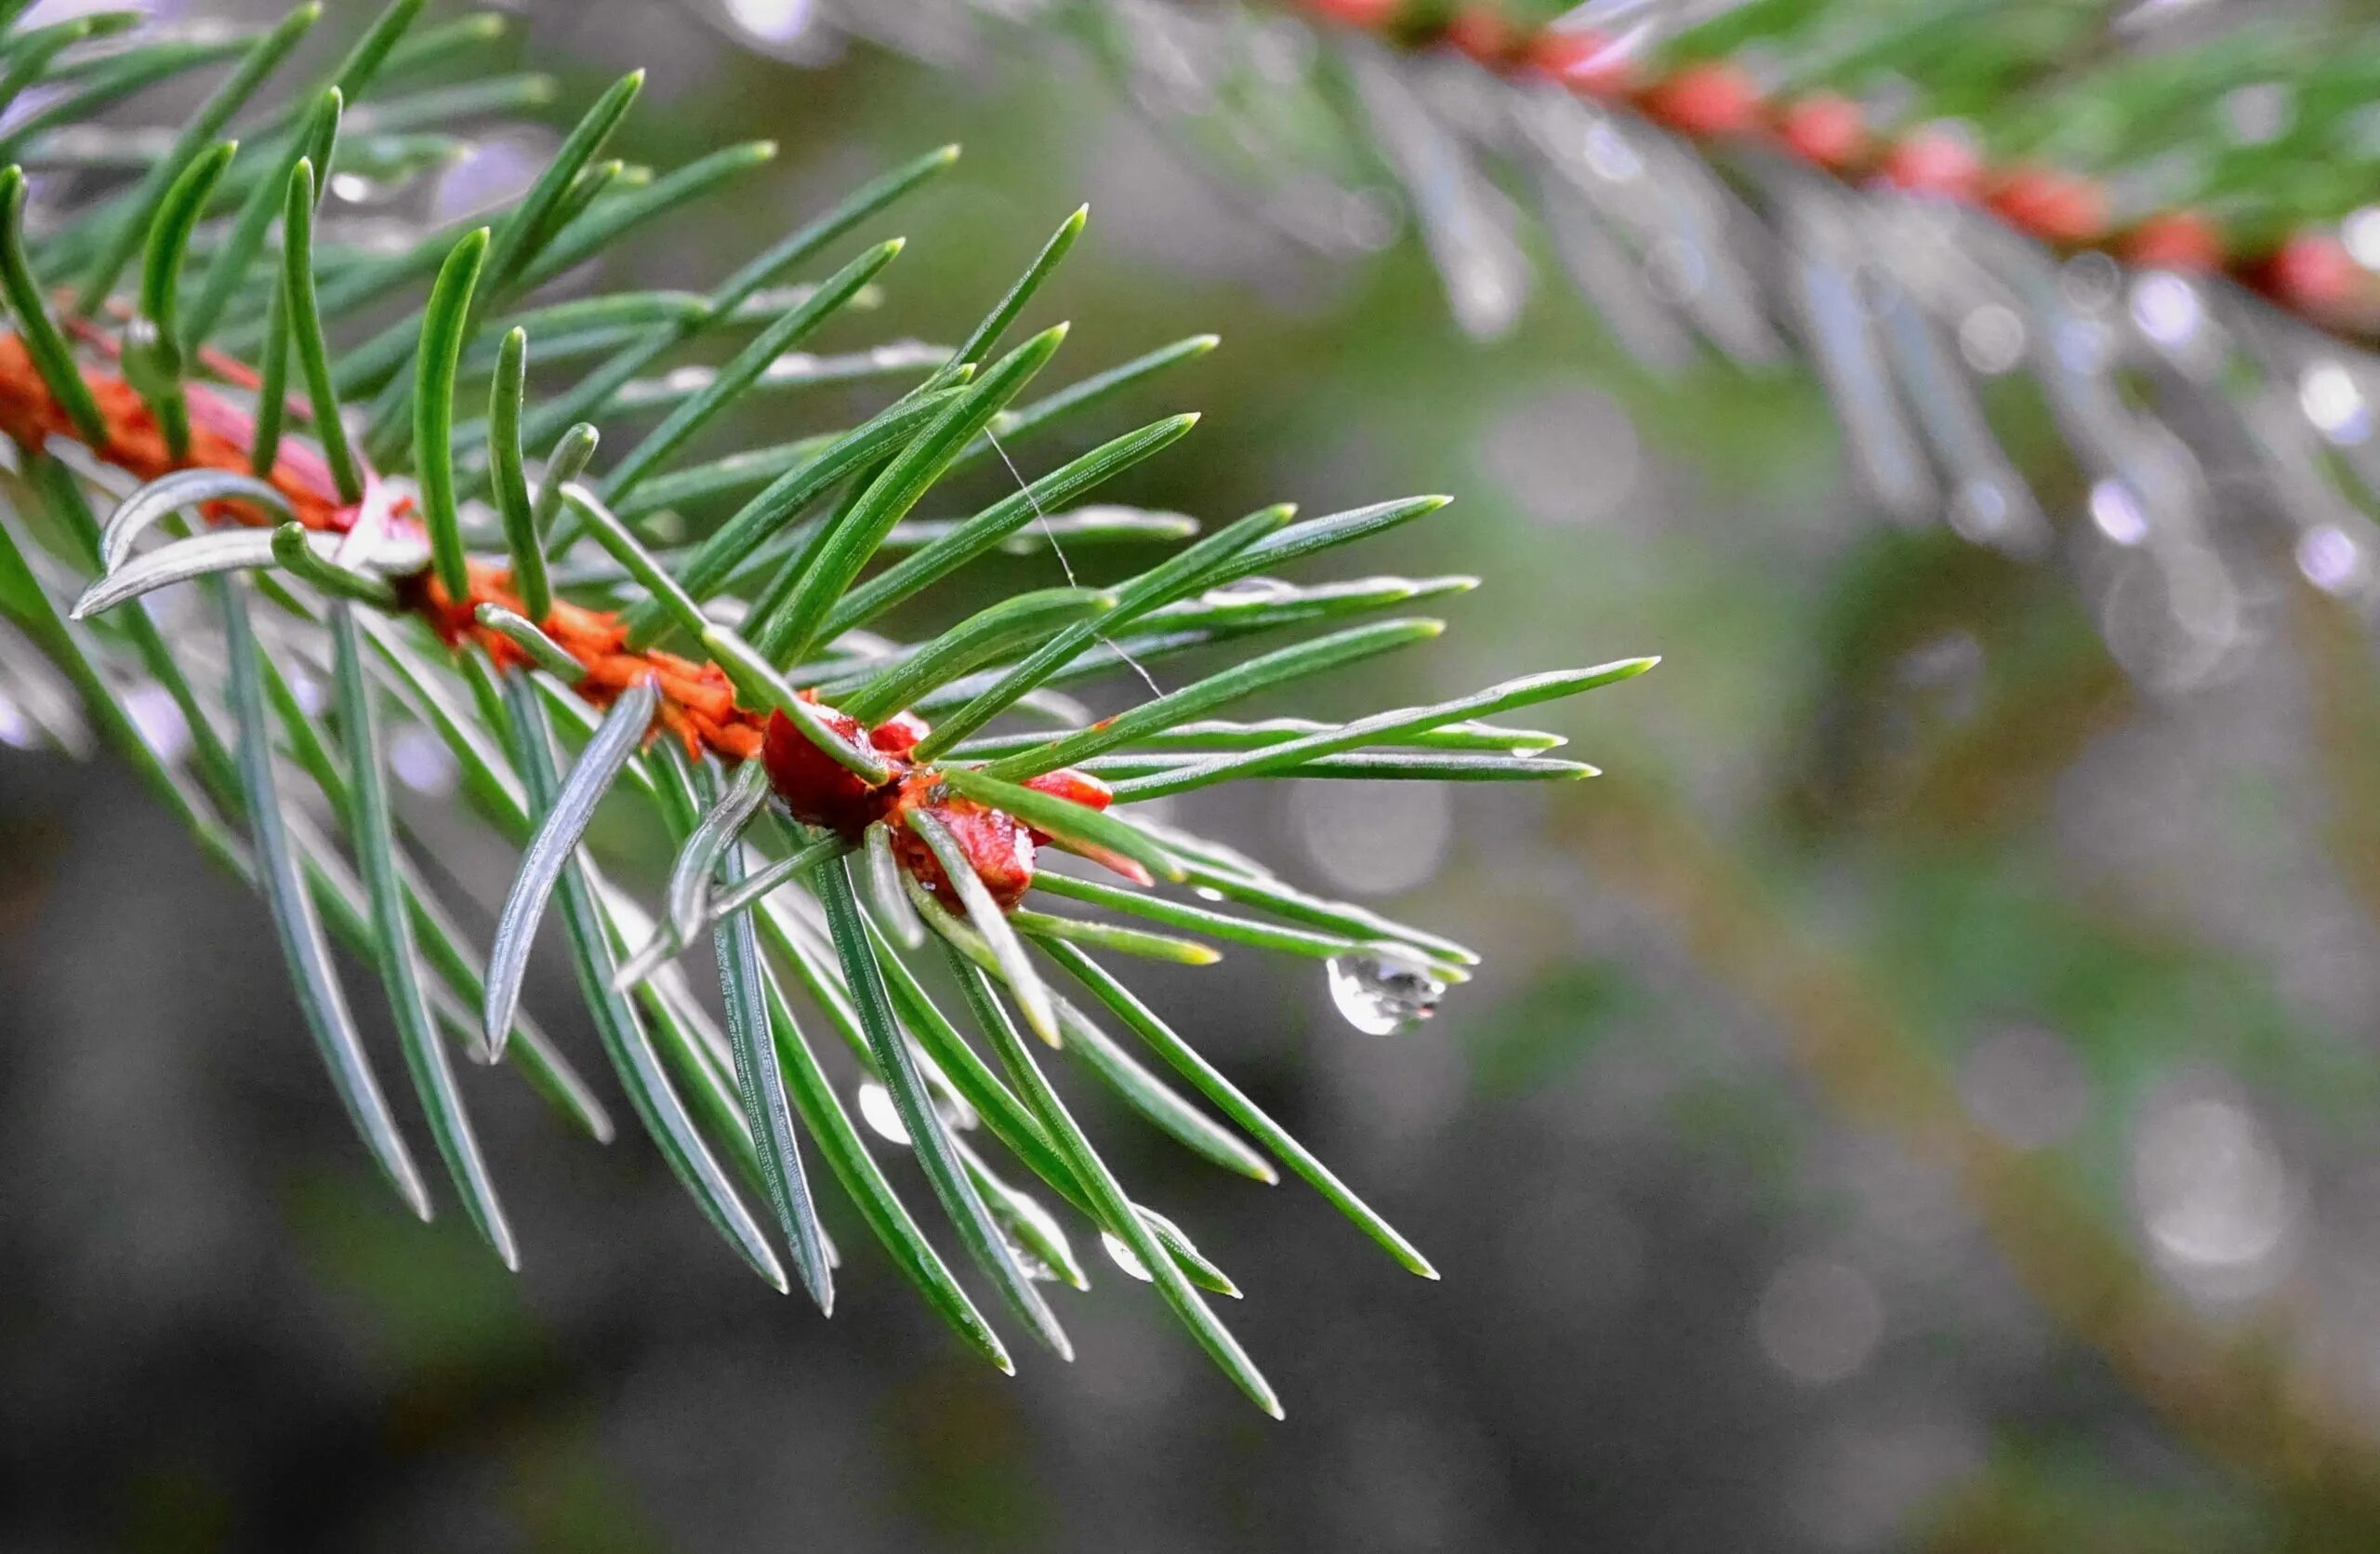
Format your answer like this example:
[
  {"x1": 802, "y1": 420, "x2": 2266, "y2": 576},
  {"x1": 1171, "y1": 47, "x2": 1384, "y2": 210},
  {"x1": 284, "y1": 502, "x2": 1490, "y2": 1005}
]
[{"x1": 9, "y1": 2, "x2": 2380, "y2": 1550}]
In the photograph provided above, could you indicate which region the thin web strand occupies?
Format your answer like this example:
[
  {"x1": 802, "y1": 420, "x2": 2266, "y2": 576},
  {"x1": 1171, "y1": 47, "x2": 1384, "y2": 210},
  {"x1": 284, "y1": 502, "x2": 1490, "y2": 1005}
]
[{"x1": 983, "y1": 425, "x2": 1163, "y2": 702}]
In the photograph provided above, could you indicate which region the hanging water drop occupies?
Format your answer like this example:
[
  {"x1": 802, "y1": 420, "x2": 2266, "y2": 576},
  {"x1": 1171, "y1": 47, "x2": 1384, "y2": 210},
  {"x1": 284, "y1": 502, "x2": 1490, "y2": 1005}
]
[
  {"x1": 1000, "y1": 1190, "x2": 1074, "y2": 1283},
  {"x1": 934, "y1": 1087, "x2": 979, "y2": 1134},
  {"x1": 2129, "y1": 272, "x2": 2203, "y2": 352},
  {"x1": 1192, "y1": 885, "x2": 1226, "y2": 903},
  {"x1": 2301, "y1": 361, "x2": 2371, "y2": 444},
  {"x1": 1201, "y1": 576, "x2": 1295, "y2": 607},
  {"x1": 1002, "y1": 1234, "x2": 1060, "y2": 1283},
  {"x1": 2298, "y1": 524, "x2": 2366, "y2": 594},
  {"x1": 721, "y1": 0, "x2": 815, "y2": 50},
  {"x1": 2086, "y1": 479, "x2": 2149, "y2": 547},
  {"x1": 1101, "y1": 1229, "x2": 1154, "y2": 1282},
  {"x1": 1327, "y1": 951, "x2": 1447, "y2": 1036},
  {"x1": 855, "y1": 1081, "x2": 909, "y2": 1146}
]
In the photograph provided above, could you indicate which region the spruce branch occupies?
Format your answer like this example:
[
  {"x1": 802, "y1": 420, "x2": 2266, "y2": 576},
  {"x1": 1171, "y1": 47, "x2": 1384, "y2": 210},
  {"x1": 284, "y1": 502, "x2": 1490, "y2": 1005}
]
[{"x1": 0, "y1": 1, "x2": 1653, "y2": 1412}]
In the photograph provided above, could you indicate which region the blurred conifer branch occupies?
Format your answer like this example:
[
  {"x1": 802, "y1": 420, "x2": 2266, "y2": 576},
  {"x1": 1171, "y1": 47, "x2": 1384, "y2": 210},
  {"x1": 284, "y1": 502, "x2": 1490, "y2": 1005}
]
[{"x1": 746, "y1": 0, "x2": 2380, "y2": 692}]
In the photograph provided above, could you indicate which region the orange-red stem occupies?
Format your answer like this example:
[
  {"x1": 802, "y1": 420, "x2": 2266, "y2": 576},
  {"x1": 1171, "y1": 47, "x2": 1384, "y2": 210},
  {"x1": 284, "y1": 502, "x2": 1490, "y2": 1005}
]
[
  {"x1": 1306, "y1": 4, "x2": 2380, "y2": 337},
  {"x1": 0, "y1": 331, "x2": 1121, "y2": 903}
]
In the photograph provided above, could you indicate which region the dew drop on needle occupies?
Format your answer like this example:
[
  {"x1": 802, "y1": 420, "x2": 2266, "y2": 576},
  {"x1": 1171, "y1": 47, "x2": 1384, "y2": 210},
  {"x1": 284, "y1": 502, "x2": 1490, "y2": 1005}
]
[{"x1": 1327, "y1": 951, "x2": 1448, "y2": 1036}]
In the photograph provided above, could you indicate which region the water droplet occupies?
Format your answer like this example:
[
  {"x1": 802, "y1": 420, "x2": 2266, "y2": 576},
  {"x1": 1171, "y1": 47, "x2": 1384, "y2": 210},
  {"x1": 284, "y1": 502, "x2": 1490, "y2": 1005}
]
[
  {"x1": 2347, "y1": 206, "x2": 2380, "y2": 270},
  {"x1": 1202, "y1": 577, "x2": 1295, "y2": 606},
  {"x1": 721, "y1": 0, "x2": 814, "y2": 46},
  {"x1": 2298, "y1": 524, "x2": 2366, "y2": 594},
  {"x1": 2096, "y1": 553, "x2": 2244, "y2": 692},
  {"x1": 1192, "y1": 885, "x2": 1225, "y2": 903},
  {"x1": 856, "y1": 1082, "x2": 909, "y2": 1146},
  {"x1": 2300, "y1": 362, "x2": 2371, "y2": 444},
  {"x1": 934, "y1": 1088, "x2": 978, "y2": 1134},
  {"x1": 1755, "y1": 1256, "x2": 1884, "y2": 1387},
  {"x1": 1948, "y1": 479, "x2": 2011, "y2": 545},
  {"x1": 1327, "y1": 951, "x2": 1448, "y2": 1036},
  {"x1": 432, "y1": 132, "x2": 549, "y2": 224},
  {"x1": 1003, "y1": 1235, "x2": 1059, "y2": 1282},
  {"x1": 2129, "y1": 272, "x2": 2203, "y2": 349},
  {"x1": 327, "y1": 171, "x2": 395, "y2": 206},
  {"x1": 1100, "y1": 1230, "x2": 1153, "y2": 1282},
  {"x1": 2060, "y1": 252, "x2": 2123, "y2": 312},
  {"x1": 1956, "y1": 306, "x2": 2026, "y2": 376},
  {"x1": 2133, "y1": 1094, "x2": 2294, "y2": 1273},
  {"x1": 708, "y1": 0, "x2": 842, "y2": 60},
  {"x1": 2087, "y1": 479, "x2": 2149, "y2": 547},
  {"x1": 1002, "y1": 1191, "x2": 1072, "y2": 1283},
  {"x1": 1580, "y1": 120, "x2": 1642, "y2": 183},
  {"x1": 760, "y1": 352, "x2": 825, "y2": 386}
]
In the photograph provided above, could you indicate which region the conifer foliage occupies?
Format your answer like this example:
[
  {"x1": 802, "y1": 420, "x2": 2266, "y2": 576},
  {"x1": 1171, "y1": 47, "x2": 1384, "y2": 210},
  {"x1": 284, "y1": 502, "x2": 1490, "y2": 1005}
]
[
  {"x1": 0, "y1": 1, "x2": 1651, "y2": 1411},
  {"x1": 877, "y1": 0, "x2": 2380, "y2": 690}
]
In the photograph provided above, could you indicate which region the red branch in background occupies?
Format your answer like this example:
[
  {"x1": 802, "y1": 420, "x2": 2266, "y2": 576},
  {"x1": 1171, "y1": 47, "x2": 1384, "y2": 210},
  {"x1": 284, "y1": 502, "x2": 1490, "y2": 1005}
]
[
  {"x1": 0, "y1": 332, "x2": 1119, "y2": 907},
  {"x1": 1302, "y1": 1, "x2": 2380, "y2": 338}
]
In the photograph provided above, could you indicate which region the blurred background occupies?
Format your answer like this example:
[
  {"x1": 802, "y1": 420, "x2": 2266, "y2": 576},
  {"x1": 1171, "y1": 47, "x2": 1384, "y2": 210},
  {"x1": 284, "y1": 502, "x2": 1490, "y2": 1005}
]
[{"x1": 12, "y1": 1, "x2": 2380, "y2": 1548}]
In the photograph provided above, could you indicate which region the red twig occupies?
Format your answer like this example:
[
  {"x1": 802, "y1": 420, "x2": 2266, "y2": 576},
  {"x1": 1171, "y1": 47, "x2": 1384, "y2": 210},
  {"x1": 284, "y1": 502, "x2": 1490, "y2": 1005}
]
[
  {"x1": 1302, "y1": 2, "x2": 2379, "y2": 339},
  {"x1": 0, "y1": 331, "x2": 1117, "y2": 904}
]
